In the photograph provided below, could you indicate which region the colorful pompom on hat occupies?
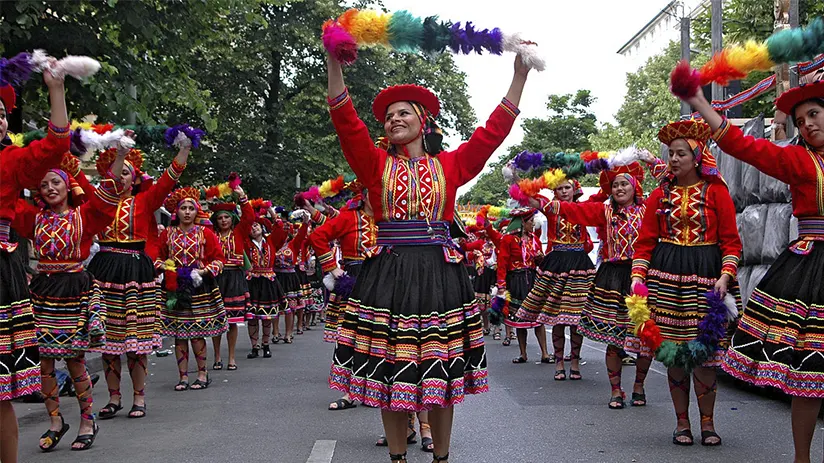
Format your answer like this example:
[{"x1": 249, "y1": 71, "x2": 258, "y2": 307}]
[{"x1": 372, "y1": 84, "x2": 440, "y2": 122}]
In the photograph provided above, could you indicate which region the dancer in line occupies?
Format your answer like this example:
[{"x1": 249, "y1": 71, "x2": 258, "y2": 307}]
[
  {"x1": 326, "y1": 50, "x2": 529, "y2": 463},
  {"x1": 273, "y1": 216, "x2": 309, "y2": 344},
  {"x1": 631, "y1": 120, "x2": 741, "y2": 446},
  {"x1": 154, "y1": 187, "x2": 227, "y2": 391},
  {"x1": 0, "y1": 69, "x2": 71, "y2": 460},
  {"x1": 517, "y1": 179, "x2": 595, "y2": 381},
  {"x1": 90, "y1": 140, "x2": 190, "y2": 421},
  {"x1": 681, "y1": 80, "x2": 824, "y2": 459},
  {"x1": 15, "y1": 141, "x2": 127, "y2": 451},
  {"x1": 244, "y1": 215, "x2": 286, "y2": 358},
  {"x1": 210, "y1": 187, "x2": 253, "y2": 371}
]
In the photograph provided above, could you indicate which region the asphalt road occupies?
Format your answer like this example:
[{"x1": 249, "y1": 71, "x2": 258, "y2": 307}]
[{"x1": 12, "y1": 325, "x2": 822, "y2": 463}]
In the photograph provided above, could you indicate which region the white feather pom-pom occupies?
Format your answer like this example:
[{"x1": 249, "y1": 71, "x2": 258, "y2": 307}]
[
  {"x1": 80, "y1": 128, "x2": 125, "y2": 153},
  {"x1": 609, "y1": 146, "x2": 642, "y2": 168},
  {"x1": 190, "y1": 269, "x2": 203, "y2": 288},
  {"x1": 501, "y1": 33, "x2": 546, "y2": 72},
  {"x1": 172, "y1": 131, "x2": 191, "y2": 149},
  {"x1": 323, "y1": 273, "x2": 336, "y2": 292},
  {"x1": 502, "y1": 162, "x2": 516, "y2": 184},
  {"x1": 55, "y1": 56, "x2": 101, "y2": 79},
  {"x1": 490, "y1": 286, "x2": 498, "y2": 298},
  {"x1": 724, "y1": 293, "x2": 739, "y2": 321}
]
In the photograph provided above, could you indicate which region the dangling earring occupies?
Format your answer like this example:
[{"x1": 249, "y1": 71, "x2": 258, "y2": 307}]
[{"x1": 694, "y1": 163, "x2": 699, "y2": 167}]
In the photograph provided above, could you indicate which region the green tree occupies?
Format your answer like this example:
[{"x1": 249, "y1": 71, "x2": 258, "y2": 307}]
[{"x1": 459, "y1": 90, "x2": 598, "y2": 205}]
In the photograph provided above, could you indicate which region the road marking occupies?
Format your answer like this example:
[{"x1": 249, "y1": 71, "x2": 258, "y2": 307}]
[
  {"x1": 306, "y1": 440, "x2": 336, "y2": 463},
  {"x1": 545, "y1": 327, "x2": 668, "y2": 377}
]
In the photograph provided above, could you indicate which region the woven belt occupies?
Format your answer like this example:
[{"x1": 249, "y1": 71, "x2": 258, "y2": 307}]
[
  {"x1": 790, "y1": 217, "x2": 824, "y2": 255},
  {"x1": 376, "y1": 220, "x2": 453, "y2": 247},
  {"x1": 551, "y1": 243, "x2": 585, "y2": 252},
  {"x1": 37, "y1": 260, "x2": 83, "y2": 274},
  {"x1": 99, "y1": 245, "x2": 143, "y2": 255}
]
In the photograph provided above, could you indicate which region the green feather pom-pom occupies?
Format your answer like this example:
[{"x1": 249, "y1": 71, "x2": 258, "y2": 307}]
[
  {"x1": 421, "y1": 16, "x2": 451, "y2": 53},
  {"x1": 388, "y1": 11, "x2": 424, "y2": 52},
  {"x1": 655, "y1": 341, "x2": 678, "y2": 367}
]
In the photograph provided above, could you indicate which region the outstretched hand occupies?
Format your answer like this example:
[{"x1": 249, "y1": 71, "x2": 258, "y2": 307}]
[{"x1": 514, "y1": 54, "x2": 530, "y2": 79}]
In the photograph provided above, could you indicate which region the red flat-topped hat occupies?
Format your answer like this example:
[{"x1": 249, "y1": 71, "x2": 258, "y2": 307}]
[
  {"x1": 372, "y1": 84, "x2": 440, "y2": 122},
  {"x1": 776, "y1": 80, "x2": 824, "y2": 116},
  {"x1": 0, "y1": 84, "x2": 16, "y2": 112},
  {"x1": 657, "y1": 120, "x2": 711, "y2": 145},
  {"x1": 509, "y1": 207, "x2": 537, "y2": 218}
]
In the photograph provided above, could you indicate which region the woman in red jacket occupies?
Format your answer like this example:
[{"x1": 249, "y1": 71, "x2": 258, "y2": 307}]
[
  {"x1": 209, "y1": 188, "x2": 253, "y2": 371},
  {"x1": 154, "y1": 187, "x2": 227, "y2": 392},
  {"x1": 0, "y1": 66, "x2": 70, "y2": 461},
  {"x1": 244, "y1": 216, "x2": 286, "y2": 359},
  {"x1": 273, "y1": 216, "x2": 309, "y2": 344},
  {"x1": 88, "y1": 142, "x2": 190, "y2": 421},
  {"x1": 326, "y1": 50, "x2": 529, "y2": 463},
  {"x1": 631, "y1": 120, "x2": 742, "y2": 446},
  {"x1": 15, "y1": 148, "x2": 127, "y2": 451},
  {"x1": 517, "y1": 179, "x2": 595, "y2": 381},
  {"x1": 489, "y1": 208, "x2": 551, "y2": 364},
  {"x1": 679, "y1": 81, "x2": 824, "y2": 460},
  {"x1": 531, "y1": 159, "x2": 665, "y2": 408}
]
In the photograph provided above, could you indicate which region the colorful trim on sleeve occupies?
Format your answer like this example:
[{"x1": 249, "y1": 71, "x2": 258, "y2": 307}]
[
  {"x1": 711, "y1": 118, "x2": 731, "y2": 142},
  {"x1": 317, "y1": 251, "x2": 337, "y2": 273},
  {"x1": 205, "y1": 259, "x2": 224, "y2": 277},
  {"x1": 631, "y1": 259, "x2": 649, "y2": 280},
  {"x1": 168, "y1": 159, "x2": 186, "y2": 181},
  {"x1": 310, "y1": 209, "x2": 326, "y2": 226},
  {"x1": 48, "y1": 122, "x2": 71, "y2": 139},
  {"x1": 238, "y1": 196, "x2": 249, "y2": 205},
  {"x1": 328, "y1": 88, "x2": 351, "y2": 111},
  {"x1": 499, "y1": 98, "x2": 520, "y2": 118},
  {"x1": 721, "y1": 254, "x2": 739, "y2": 278}
]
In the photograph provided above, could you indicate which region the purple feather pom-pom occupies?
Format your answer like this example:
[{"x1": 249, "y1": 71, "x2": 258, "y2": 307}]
[
  {"x1": 69, "y1": 128, "x2": 86, "y2": 156},
  {"x1": 176, "y1": 267, "x2": 194, "y2": 291},
  {"x1": 449, "y1": 22, "x2": 472, "y2": 54},
  {"x1": 490, "y1": 295, "x2": 505, "y2": 314},
  {"x1": 164, "y1": 124, "x2": 205, "y2": 149},
  {"x1": 584, "y1": 158, "x2": 611, "y2": 175},
  {"x1": 485, "y1": 28, "x2": 504, "y2": 55},
  {"x1": 0, "y1": 53, "x2": 33, "y2": 87},
  {"x1": 513, "y1": 151, "x2": 543, "y2": 172},
  {"x1": 334, "y1": 274, "x2": 356, "y2": 298}
]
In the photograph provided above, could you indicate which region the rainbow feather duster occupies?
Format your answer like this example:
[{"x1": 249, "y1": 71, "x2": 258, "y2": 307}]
[
  {"x1": 322, "y1": 9, "x2": 544, "y2": 71},
  {"x1": 671, "y1": 17, "x2": 824, "y2": 98}
]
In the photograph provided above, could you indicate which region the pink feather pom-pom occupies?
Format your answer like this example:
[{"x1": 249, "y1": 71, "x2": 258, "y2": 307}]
[
  {"x1": 322, "y1": 22, "x2": 358, "y2": 65},
  {"x1": 304, "y1": 186, "x2": 321, "y2": 203},
  {"x1": 670, "y1": 60, "x2": 701, "y2": 99},
  {"x1": 633, "y1": 283, "x2": 649, "y2": 297},
  {"x1": 227, "y1": 172, "x2": 242, "y2": 189},
  {"x1": 476, "y1": 214, "x2": 486, "y2": 228},
  {"x1": 509, "y1": 183, "x2": 530, "y2": 206}
]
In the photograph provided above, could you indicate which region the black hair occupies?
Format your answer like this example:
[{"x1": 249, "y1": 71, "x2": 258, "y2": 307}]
[{"x1": 791, "y1": 97, "x2": 824, "y2": 124}]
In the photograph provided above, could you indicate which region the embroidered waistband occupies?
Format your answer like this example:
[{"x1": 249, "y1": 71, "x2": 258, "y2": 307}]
[
  {"x1": 660, "y1": 238, "x2": 718, "y2": 247},
  {"x1": 376, "y1": 221, "x2": 453, "y2": 247},
  {"x1": 37, "y1": 261, "x2": 84, "y2": 274},
  {"x1": 551, "y1": 243, "x2": 584, "y2": 252},
  {"x1": 797, "y1": 217, "x2": 824, "y2": 239},
  {"x1": 99, "y1": 245, "x2": 144, "y2": 255}
]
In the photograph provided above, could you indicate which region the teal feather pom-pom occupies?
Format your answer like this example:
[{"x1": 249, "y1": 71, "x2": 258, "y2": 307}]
[
  {"x1": 421, "y1": 16, "x2": 452, "y2": 53},
  {"x1": 655, "y1": 341, "x2": 678, "y2": 367},
  {"x1": 767, "y1": 17, "x2": 824, "y2": 63},
  {"x1": 388, "y1": 11, "x2": 424, "y2": 52}
]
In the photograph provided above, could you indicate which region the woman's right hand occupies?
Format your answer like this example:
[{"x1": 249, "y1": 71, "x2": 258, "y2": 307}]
[
  {"x1": 42, "y1": 58, "x2": 65, "y2": 89},
  {"x1": 331, "y1": 267, "x2": 344, "y2": 279}
]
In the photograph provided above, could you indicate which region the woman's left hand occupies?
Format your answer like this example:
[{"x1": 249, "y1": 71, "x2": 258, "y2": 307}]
[{"x1": 714, "y1": 274, "x2": 731, "y2": 298}]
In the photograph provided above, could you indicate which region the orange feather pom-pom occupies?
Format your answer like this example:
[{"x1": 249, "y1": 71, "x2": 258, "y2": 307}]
[{"x1": 699, "y1": 50, "x2": 747, "y2": 87}]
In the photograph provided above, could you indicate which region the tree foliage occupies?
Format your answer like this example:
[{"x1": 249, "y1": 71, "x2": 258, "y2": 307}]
[
  {"x1": 0, "y1": 0, "x2": 477, "y2": 204},
  {"x1": 459, "y1": 90, "x2": 598, "y2": 205}
]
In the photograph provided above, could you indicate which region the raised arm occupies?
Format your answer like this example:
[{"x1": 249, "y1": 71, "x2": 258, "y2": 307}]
[
  {"x1": 557, "y1": 201, "x2": 607, "y2": 228},
  {"x1": 144, "y1": 157, "x2": 186, "y2": 212},
  {"x1": 308, "y1": 211, "x2": 347, "y2": 273},
  {"x1": 234, "y1": 188, "x2": 254, "y2": 238},
  {"x1": 289, "y1": 221, "x2": 310, "y2": 254},
  {"x1": 496, "y1": 235, "x2": 513, "y2": 291},
  {"x1": 11, "y1": 199, "x2": 40, "y2": 241}
]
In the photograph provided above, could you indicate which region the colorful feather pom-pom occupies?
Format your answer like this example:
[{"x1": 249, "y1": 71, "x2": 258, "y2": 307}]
[
  {"x1": 164, "y1": 124, "x2": 205, "y2": 149},
  {"x1": 509, "y1": 183, "x2": 531, "y2": 206},
  {"x1": 304, "y1": 185, "x2": 321, "y2": 203},
  {"x1": 655, "y1": 341, "x2": 679, "y2": 368},
  {"x1": 227, "y1": 172, "x2": 242, "y2": 189},
  {"x1": 669, "y1": 60, "x2": 701, "y2": 100},
  {"x1": 322, "y1": 21, "x2": 359, "y2": 65},
  {"x1": 334, "y1": 274, "x2": 357, "y2": 298},
  {"x1": 638, "y1": 319, "x2": 663, "y2": 351},
  {"x1": 293, "y1": 192, "x2": 307, "y2": 207},
  {"x1": 0, "y1": 52, "x2": 33, "y2": 87}
]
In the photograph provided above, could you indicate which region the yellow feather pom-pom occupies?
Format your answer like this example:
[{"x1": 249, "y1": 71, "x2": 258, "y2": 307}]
[
  {"x1": 8, "y1": 133, "x2": 24, "y2": 147},
  {"x1": 217, "y1": 182, "x2": 232, "y2": 198},
  {"x1": 70, "y1": 120, "x2": 94, "y2": 131},
  {"x1": 464, "y1": 218, "x2": 477, "y2": 227},
  {"x1": 597, "y1": 151, "x2": 612, "y2": 159},
  {"x1": 488, "y1": 206, "x2": 505, "y2": 218},
  {"x1": 726, "y1": 40, "x2": 774, "y2": 74},
  {"x1": 541, "y1": 169, "x2": 568, "y2": 190},
  {"x1": 626, "y1": 294, "x2": 651, "y2": 336},
  {"x1": 164, "y1": 259, "x2": 177, "y2": 271},
  {"x1": 349, "y1": 10, "x2": 390, "y2": 45},
  {"x1": 318, "y1": 179, "x2": 334, "y2": 198}
]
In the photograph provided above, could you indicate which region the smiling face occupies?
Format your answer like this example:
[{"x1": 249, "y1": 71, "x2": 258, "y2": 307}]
[
  {"x1": 250, "y1": 222, "x2": 263, "y2": 240},
  {"x1": 0, "y1": 100, "x2": 7, "y2": 141},
  {"x1": 794, "y1": 100, "x2": 824, "y2": 150},
  {"x1": 667, "y1": 138, "x2": 697, "y2": 179},
  {"x1": 39, "y1": 171, "x2": 68, "y2": 208},
  {"x1": 612, "y1": 176, "x2": 635, "y2": 206},
  {"x1": 177, "y1": 202, "x2": 197, "y2": 226},
  {"x1": 554, "y1": 182, "x2": 574, "y2": 202},
  {"x1": 384, "y1": 101, "x2": 422, "y2": 146},
  {"x1": 216, "y1": 213, "x2": 233, "y2": 232}
]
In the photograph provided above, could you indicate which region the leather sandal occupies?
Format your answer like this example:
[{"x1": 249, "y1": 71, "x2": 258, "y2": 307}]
[{"x1": 39, "y1": 415, "x2": 69, "y2": 452}]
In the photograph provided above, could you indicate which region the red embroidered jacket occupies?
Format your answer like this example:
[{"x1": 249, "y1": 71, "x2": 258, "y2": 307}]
[
  {"x1": 13, "y1": 175, "x2": 123, "y2": 273},
  {"x1": 539, "y1": 196, "x2": 594, "y2": 254},
  {"x1": 631, "y1": 180, "x2": 742, "y2": 280},
  {"x1": 216, "y1": 198, "x2": 254, "y2": 268},
  {"x1": 309, "y1": 205, "x2": 340, "y2": 227},
  {"x1": 309, "y1": 208, "x2": 377, "y2": 273},
  {"x1": 245, "y1": 233, "x2": 281, "y2": 280},
  {"x1": 1, "y1": 125, "x2": 70, "y2": 249},
  {"x1": 272, "y1": 222, "x2": 309, "y2": 272},
  {"x1": 328, "y1": 88, "x2": 519, "y2": 224},
  {"x1": 153, "y1": 225, "x2": 226, "y2": 277},
  {"x1": 553, "y1": 201, "x2": 646, "y2": 262}
]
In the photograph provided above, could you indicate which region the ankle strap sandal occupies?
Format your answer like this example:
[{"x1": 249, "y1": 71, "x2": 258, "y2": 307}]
[
  {"x1": 390, "y1": 452, "x2": 407, "y2": 462},
  {"x1": 433, "y1": 453, "x2": 449, "y2": 462}
]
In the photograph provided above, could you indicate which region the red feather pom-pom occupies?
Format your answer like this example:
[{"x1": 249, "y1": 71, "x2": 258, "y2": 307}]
[
  {"x1": 330, "y1": 175, "x2": 345, "y2": 195},
  {"x1": 475, "y1": 214, "x2": 486, "y2": 228},
  {"x1": 699, "y1": 50, "x2": 746, "y2": 87},
  {"x1": 93, "y1": 123, "x2": 114, "y2": 134},
  {"x1": 580, "y1": 150, "x2": 599, "y2": 162},
  {"x1": 293, "y1": 192, "x2": 306, "y2": 207},
  {"x1": 227, "y1": 172, "x2": 241, "y2": 189},
  {"x1": 165, "y1": 270, "x2": 178, "y2": 292},
  {"x1": 669, "y1": 60, "x2": 701, "y2": 99},
  {"x1": 639, "y1": 319, "x2": 663, "y2": 351},
  {"x1": 322, "y1": 21, "x2": 358, "y2": 65}
]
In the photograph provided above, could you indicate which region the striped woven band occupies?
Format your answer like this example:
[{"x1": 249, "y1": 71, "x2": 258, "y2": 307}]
[
  {"x1": 551, "y1": 243, "x2": 584, "y2": 252},
  {"x1": 797, "y1": 217, "x2": 824, "y2": 239},
  {"x1": 376, "y1": 220, "x2": 454, "y2": 247}
]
